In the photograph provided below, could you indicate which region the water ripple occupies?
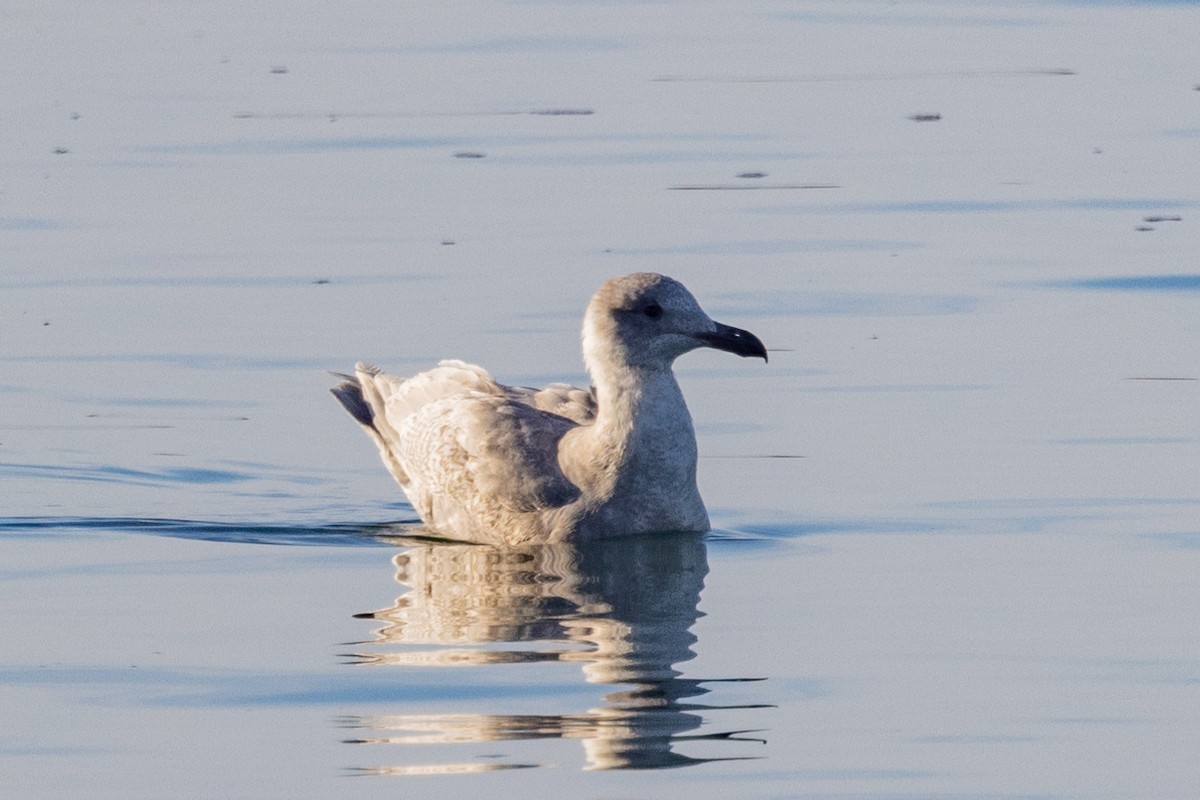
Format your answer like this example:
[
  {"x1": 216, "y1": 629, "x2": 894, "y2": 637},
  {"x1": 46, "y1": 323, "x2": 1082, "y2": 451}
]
[
  {"x1": 1048, "y1": 274, "x2": 1200, "y2": 292},
  {"x1": 0, "y1": 461, "x2": 255, "y2": 487},
  {"x1": 754, "y1": 197, "x2": 1200, "y2": 215},
  {"x1": 0, "y1": 516, "x2": 417, "y2": 547}
]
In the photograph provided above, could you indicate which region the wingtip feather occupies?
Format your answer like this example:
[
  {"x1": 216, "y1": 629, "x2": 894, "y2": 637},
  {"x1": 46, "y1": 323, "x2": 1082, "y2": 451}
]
[{"x1": 330, "y1": 380, "x2": 374, "y2": 426}]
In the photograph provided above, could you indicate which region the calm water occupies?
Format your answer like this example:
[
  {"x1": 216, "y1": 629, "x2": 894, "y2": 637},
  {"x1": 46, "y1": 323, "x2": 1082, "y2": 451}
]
[{"x1": 3, "y1": 1, "x2": 1199, "y2": 797}]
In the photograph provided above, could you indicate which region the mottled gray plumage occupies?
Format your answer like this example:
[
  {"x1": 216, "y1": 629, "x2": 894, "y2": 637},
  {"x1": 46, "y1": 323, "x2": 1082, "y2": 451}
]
[{"x1": 331, "y1": 273, "x2": 766, "y2": 544}]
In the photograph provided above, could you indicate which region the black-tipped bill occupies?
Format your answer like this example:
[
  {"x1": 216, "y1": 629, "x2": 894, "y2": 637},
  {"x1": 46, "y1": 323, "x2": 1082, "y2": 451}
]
[{"x1": 698, "y1": 322, "x2": 769, "y2": 362}]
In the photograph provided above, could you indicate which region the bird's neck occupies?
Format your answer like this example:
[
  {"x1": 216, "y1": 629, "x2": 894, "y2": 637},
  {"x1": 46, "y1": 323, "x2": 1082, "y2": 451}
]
[{"x1": 589, "y1": 362, "x2": 698, "y2": 479}]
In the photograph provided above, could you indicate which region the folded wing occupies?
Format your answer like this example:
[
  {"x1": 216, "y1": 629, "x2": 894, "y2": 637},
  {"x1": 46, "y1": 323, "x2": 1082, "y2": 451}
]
[{"x1": 333, "y1": 360, "x2": 586, "y2": 525}]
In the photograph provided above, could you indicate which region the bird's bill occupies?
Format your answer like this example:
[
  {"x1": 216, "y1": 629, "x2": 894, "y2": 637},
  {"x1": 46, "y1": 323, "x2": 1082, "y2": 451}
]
[{"x1": 697, "y1": 322, "x2": 769, "y2": 362}]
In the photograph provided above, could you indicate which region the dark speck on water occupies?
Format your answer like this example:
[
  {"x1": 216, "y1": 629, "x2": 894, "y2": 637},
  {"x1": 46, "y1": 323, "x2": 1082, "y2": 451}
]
[
  {"x1": 1144, "y1": 215, "x2": 1182, "y2": 223},
  {"x1": 454, "y1": 151, "x2": 486, "y2": 159},
  {"x1": 909, "y1": 113, "x2": 942, "y2": 122},
  {"x1": 738, "y1": 171, "x2": 768, "y2": 178}
]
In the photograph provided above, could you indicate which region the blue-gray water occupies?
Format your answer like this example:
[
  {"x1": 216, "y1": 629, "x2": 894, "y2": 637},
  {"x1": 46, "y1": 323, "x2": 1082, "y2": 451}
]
[{"x1": 3, "y1": 1, "x2": 1199, "y2": 797}]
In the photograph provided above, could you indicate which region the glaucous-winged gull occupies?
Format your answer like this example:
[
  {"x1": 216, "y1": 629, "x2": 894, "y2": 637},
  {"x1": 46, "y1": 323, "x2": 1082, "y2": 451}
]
[{"x1": 331, "y1": 272, "x2": 766, "y2": 544}]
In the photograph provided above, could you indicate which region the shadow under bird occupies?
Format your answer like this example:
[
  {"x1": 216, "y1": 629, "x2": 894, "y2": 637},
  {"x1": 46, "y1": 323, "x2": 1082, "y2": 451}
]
[{"x1": 331, "y1": 272, "x2": 767, "y2": 544}]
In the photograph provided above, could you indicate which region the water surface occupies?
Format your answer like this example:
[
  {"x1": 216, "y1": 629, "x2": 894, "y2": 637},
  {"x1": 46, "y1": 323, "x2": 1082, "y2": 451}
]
[{"x1": 3, "y1": 1, "x2": 1199, "y2": 797}]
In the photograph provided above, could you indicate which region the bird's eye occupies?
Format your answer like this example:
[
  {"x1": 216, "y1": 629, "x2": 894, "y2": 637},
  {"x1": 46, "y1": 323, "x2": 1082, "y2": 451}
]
[{"x1": 643, "y1": 303, "x2": 663, "y2": 319}]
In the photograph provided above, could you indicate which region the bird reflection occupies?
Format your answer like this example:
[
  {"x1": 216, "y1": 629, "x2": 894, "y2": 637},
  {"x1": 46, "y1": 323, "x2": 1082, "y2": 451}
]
[{"x1": 343, "y1": 532, "x2": 767, "y2": 772}]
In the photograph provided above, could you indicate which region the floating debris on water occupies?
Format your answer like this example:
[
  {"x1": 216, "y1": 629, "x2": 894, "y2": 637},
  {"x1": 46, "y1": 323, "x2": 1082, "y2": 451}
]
[
  {"x1": 269, "y1": 65, "x2": 289, "y2": 74},
  {"x1": 737, "y1": 171, "x2": 768, "y2": 179},
  {"x1": 909, "y1": 113, "x2": 942, "y2": 122},
  {"x1": 453, "y1": 151, "x2": 486, "y2": 159},
  {"x1": 1144, "y1": 215, "x2": 1182, "y2": 223}
]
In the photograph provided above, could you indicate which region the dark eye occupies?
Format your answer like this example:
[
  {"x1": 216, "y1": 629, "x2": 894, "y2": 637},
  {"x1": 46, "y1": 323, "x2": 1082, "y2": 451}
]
[{"x1": 643, "y1": 303, "x2": 663, "y2": 319}]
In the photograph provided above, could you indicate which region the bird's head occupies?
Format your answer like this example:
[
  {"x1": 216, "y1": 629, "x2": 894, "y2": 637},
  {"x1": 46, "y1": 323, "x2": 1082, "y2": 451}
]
[{"x1": 582, "y1": 272, "x2": 768, "y2": 372}]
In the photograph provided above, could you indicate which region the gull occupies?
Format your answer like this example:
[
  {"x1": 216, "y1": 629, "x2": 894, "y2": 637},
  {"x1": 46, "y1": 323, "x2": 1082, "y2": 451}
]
[{"x1": 331, "y1": 272, "x2": 767, "y2": 544}]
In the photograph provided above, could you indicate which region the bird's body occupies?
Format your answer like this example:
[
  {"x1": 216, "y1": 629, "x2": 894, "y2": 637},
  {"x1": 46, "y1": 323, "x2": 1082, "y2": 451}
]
[{"x1": 331, "y1": 273, "x2": 766, "y2": 544}]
